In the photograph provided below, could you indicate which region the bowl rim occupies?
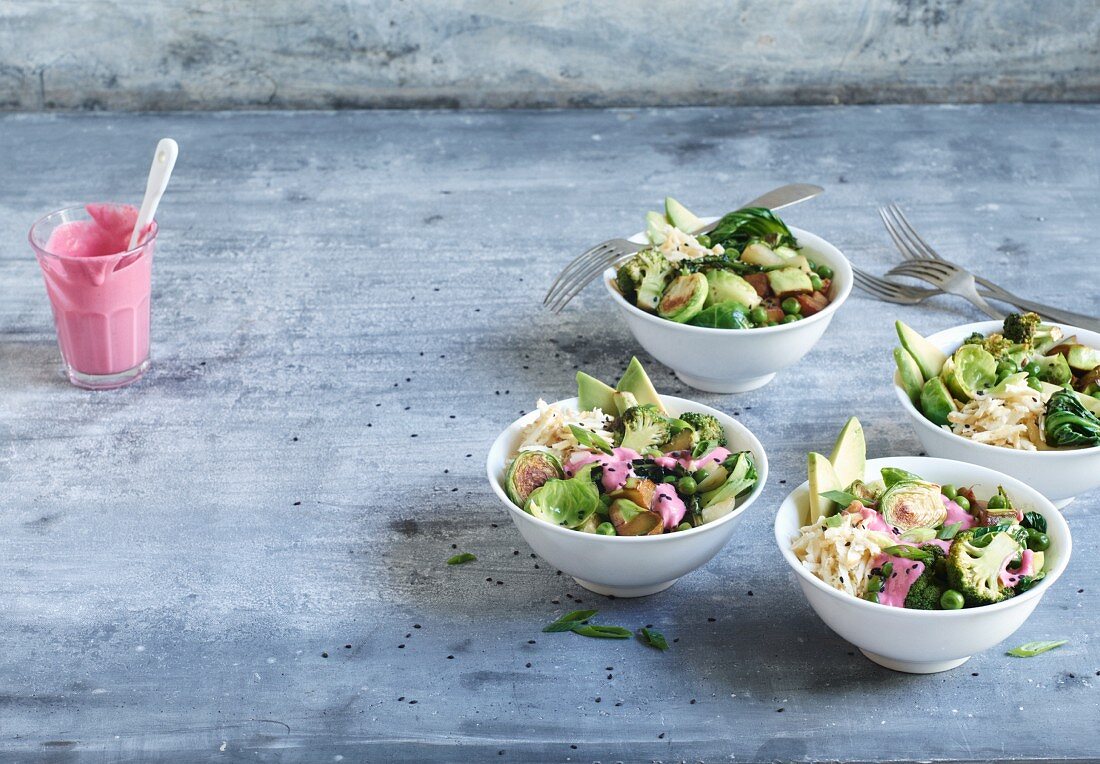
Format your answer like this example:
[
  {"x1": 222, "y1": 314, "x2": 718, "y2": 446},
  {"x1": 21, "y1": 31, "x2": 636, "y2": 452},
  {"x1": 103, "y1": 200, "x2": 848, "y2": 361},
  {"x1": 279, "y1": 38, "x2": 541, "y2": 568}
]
[
  {"x1": 893, "y1": 319, "x2": 1100, "y2": 457},
  {"x1": 774, "y1": 455, "x2": 1072, "y2": 618},
  {"x1": 487, "y1": 394, "x2": 769, "y2": 543},
  {"x1": 602, "y1": 223, "x2": 853, "y2": 336}
]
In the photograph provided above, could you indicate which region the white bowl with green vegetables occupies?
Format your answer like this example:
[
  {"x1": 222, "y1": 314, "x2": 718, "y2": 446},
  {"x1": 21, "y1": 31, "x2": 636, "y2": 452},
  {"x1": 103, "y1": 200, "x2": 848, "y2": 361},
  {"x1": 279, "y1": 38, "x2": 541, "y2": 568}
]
[
  {"x1": 603, "y1": 200, "x2": 852, "y2": 393},
  {"x1": 892, "y1": 318, "x2": 1100, "y2": 508},
  {"x1": 777, "y1": 455, "x2": 1070, "y2": 674},
  {"x1": 487, "y1": 359, "x2": 768, "y2": 597}
]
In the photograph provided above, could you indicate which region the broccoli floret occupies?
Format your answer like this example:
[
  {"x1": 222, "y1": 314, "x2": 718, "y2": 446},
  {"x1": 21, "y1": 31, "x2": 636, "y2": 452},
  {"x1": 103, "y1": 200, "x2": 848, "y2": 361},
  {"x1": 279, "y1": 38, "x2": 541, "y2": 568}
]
[
  {"x1": 615, "y1": 404, "x2": 671, "y2": 453},
  {"x1": 678, "y1": 412, "x2": 727, "y2": 447},
  {"x1": 903, "y1": 545, "x2": 947, "y2": 609},
  {"x1": 947, "y1": 530, "x2": 1022, "y2": 606},
  {"x1": 963, "y1": 331, "x2": 1021, "y2": 363},
  {"x1": 615, "y1": 249, "x2": 674, "y2": 313},
  {"x1": 1002, "y1": 312, "x2": 1042, "y2": 344},
  {"x1": 660, "y1": 419, "x2": 696, "y2": 452}
]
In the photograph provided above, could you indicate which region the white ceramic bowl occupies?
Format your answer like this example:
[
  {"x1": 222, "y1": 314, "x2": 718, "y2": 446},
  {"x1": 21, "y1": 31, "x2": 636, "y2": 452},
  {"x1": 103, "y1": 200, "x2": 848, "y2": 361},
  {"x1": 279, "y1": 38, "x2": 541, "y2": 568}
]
[
  {"x1": 487, "y1": 396, "x2": 768, "y2": 597},
  {"x1": 775, "y1": 456, "x2": 1071, "y2": 674},
  {"x1": 604, "y1": 223, "x2": 853, "y2": 393},
  {"x1": 894, "y1": 320, "x2": 1100, "y2": 508}
]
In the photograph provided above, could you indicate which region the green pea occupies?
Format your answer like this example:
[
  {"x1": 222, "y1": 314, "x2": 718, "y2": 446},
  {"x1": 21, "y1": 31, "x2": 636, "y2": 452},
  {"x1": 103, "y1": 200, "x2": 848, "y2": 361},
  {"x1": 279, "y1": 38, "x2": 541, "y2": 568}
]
[
  {"x1": 816, "y1": 264, "x2": 834, "y2": 280},
  {"x1": 781, "y1": 314, "x2": 799, "y2": 324},
  {"x1": 781, "y1": 297, "x2": 801, "y2": 315},
  {"x1": 748, "y1": 306, "x2": 768, "y2": 325},
  {"x1": 941, "y1": 484, "x2": 958, "y2": 500},
  {"x1": 986, "y1": 494, "x2": 1005, "y2": 510},
  {"x1": 1027, "y1": 529, "x2": 1050, "y2": 551},
  {"x1": 1023, "y1": 361, "x2": 1041, "y2": 376},
  {"x1": 675, "y1": 522, "x2": 693, "y2": 532},
  {"x1": 1027, "y1": 375, "x2": 1043, "y2": 391},
  {"x1": 954, "y1": 495, "x2": 971, "y2": 512},
  {"x1": 596, "y1": 522, "x2": 616, "y2": 536},
  {"x1": 677, "y1": 476, "x2": 698, "y2": 495},
  {"x1": 695, "y1": 234, "x2": 711, "y2": 248},
  {"x1": 692, "y1": 469, "x2": 710, "y2": 484},
  {"x1": 766, "y1": 320, "x2": 778, "y2": 327},
  {"x1": 940, "y1": 589, "x2": 964, "y2": 610}
]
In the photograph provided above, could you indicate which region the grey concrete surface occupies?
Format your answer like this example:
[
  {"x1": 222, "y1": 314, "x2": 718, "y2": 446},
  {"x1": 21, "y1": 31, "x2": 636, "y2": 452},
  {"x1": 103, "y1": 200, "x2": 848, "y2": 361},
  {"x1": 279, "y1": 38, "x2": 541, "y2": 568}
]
[
  {"x1": 0, "y1": 105, "x2": 1098, "y2": 762},
  {"x1": 2, "y1": 1, "x2": 1099, "y2": 111}
]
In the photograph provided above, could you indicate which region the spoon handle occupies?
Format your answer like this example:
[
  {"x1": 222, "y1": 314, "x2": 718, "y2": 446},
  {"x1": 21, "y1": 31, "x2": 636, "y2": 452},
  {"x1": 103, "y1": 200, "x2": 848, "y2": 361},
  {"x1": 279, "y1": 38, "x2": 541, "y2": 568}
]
[{"x1": 129, "y1": 138, "x2": 179, "y2": 250}]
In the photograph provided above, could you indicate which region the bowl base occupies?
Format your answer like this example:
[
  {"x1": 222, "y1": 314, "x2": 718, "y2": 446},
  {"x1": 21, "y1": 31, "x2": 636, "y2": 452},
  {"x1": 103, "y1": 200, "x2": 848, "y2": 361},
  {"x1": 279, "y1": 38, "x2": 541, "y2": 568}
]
[
  {"x1": 860, "y1": 649, "x2": 970, "y2": 674},
  {"x1": 572, "y1": 577, "x2": 678, "y2": 598},
  {"x1": 674, "y1": 371, "x2": 776, "y2": 394}
]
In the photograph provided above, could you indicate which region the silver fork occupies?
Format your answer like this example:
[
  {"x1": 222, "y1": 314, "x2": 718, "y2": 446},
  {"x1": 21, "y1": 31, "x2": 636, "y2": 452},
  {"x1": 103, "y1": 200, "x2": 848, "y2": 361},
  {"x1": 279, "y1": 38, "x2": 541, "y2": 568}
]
[
  {"x1": 852, "y1": 267, "x2": 940, "y2": 305},
  {"x1": 878, "y1": 205, "x2": 1003, "y2": 319},
  {"x1": 882, "y1": 203, "x2": 1100, "y2": 331},
  {"x1": 543, "y1": 183, "x2": 824, "y2": 313}
]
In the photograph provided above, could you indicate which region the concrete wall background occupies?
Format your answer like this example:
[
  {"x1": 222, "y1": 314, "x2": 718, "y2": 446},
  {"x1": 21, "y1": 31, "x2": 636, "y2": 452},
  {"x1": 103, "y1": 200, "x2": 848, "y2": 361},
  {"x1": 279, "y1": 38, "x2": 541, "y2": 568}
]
[{"x1": 1, "y1": 0, "x2": 1098, "y2": 111}]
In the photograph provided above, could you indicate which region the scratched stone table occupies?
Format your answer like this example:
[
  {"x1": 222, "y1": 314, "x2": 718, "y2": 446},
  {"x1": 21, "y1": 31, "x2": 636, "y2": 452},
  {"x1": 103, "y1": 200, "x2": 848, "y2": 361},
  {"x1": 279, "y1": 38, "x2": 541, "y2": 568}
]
[{"x1": 0, "y1": 106, "x2": 1097, "y2": 762}]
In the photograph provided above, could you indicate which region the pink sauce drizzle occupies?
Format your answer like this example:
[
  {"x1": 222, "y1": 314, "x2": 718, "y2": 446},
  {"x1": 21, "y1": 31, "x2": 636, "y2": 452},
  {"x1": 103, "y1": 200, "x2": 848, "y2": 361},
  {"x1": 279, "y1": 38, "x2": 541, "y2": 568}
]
[
  {"x1": 650, "y1": 446, "x2": 731, "y2": 474},
  {"x1": 943, "y1": 496, "x2": 978, "y2": 530},
  {"x1": 564, "y1": 447, "x2": 640, "y2": 492},
  {"x1": 1000, "y1": 549, "x2": 1035, "y2": 588},
  {"x1": 652, "y1": 484, "x2": 687, "y2": 529},
  {"x1": 875, "y1": 554, "x2": 926, "y2": 608}
]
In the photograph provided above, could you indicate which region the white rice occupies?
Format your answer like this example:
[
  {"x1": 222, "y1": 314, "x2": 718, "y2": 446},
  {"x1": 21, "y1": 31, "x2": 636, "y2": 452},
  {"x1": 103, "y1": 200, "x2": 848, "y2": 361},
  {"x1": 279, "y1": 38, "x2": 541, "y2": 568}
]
[
  {"x1": 948, "y1": 376, "x2": 1047, "y2": 451},
  {"x1": 516, "y1": 399, "x2": 615, "y2": 463},
  {"x1": 791, "y1": 510, "x2": 894, "y2": 598},
  {"x1": 657, "y1": 226, "x2": 725, "y2": 263}
]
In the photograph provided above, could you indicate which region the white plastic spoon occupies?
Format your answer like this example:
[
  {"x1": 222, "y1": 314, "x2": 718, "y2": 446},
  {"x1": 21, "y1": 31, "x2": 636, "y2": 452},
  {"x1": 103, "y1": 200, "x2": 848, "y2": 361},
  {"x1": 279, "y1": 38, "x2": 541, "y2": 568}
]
[{"x1": 128, "y1": 138, "x2": 179, "y2": 250}]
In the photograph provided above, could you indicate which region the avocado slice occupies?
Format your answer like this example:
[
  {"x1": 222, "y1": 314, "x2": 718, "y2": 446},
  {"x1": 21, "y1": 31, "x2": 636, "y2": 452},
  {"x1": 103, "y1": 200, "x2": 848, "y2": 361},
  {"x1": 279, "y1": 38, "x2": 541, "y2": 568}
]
[
  {"x1": 665, "y1": 197, "x2": 703, "y2": 233},
  {"x1": 739, "y1": 243, "x2": 786, "y2": 268},
  {"x1": 765, "y1": 267, "x2": 813, "y2": 297},
  {"x1": 807, "y1": 451, "x2": 841, "y2": 524},
  {"x1": 893, "y1": 347, "x2": 925, "y2": 404},
  {"x1": 646, "y1": 211, "x2": 670, "y2": 245},
  {"x1": 577, "y1": 371, "x2": 617, "y2": 414},
  {"x1": 616, "y1": 357, "x2": 667, "y2": 415},
  {"x1": 612, "y1": 390, "x2": 639, "y2": 416},
  {"x1": 896, "y1": 321, "x2": 947, "y2": 380},
  {"x1": 828, "y1": 417, "x2": 866, "y2": 490},
  {"x1": 704, "y1": 270, "x2": 761, "y2": 309},
  {"x1": 920, "y1": 377, "x2": 957, "y2": 426},
  {"x1": 1067, "y1": 345, "x2": 1100, "y2": 372}
]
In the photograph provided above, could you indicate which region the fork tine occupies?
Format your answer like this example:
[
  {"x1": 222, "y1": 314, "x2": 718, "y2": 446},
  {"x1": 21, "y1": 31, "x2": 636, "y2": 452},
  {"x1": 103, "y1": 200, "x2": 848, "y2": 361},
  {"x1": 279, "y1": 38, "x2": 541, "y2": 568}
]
[
  {"x1": 887, "y1": 259, "x2": 956, "y2": 280},
  {"x1": 547, "y1": 244, "x2": 624, "y2": 305},
  {"x1": 887, "y1": 205, "x2": 943, "y2": 261},
  {"x1": 853, "y1": 270, "x2": 907, "y2": 300},
  {"x1": 545, "y1": 243, "x2": 621, "y2": 306},
  {"x1": 546, "y1": 248, "x2": 633, "y2": 312},
  {"x1": 546, "y1": 247, "x2": 618, "y2": 311},
  {"x1": 878, "y1": 206, "x2": 922, "y2": 262}
]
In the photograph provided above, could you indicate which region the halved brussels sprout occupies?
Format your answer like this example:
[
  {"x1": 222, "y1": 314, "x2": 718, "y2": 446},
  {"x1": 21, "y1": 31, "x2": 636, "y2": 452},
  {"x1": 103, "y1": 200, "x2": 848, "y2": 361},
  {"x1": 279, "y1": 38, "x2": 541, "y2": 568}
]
[
  {"x1": 879, "y1": 479, "x2": 946, "y2": 532},
  {"x1": 608, "y1": 499, "x2": 664, "y2": 535},
  {"x1": 943, "y1": 345, "x2": 997, "y2": 401},
  {"x1": 657, "y1": 273, "x2": 708, "y2": 323},
  {"x1": 846, "y1": 479, "x2": 885, "y2": 503},
  {"x1": 524, "y1": 474, "x2": 600, "y2": 529},
  {"x1": 505, "y1": 451, "x2": 563, "y2": 507}
]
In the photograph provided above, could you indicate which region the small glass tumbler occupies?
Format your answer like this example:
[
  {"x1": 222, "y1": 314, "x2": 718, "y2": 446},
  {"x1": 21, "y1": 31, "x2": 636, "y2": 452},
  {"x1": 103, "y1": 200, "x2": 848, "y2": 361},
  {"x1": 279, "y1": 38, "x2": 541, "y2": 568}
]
[{"x1": 28, "y1": 206, "x2": 156, "y2": 390}]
